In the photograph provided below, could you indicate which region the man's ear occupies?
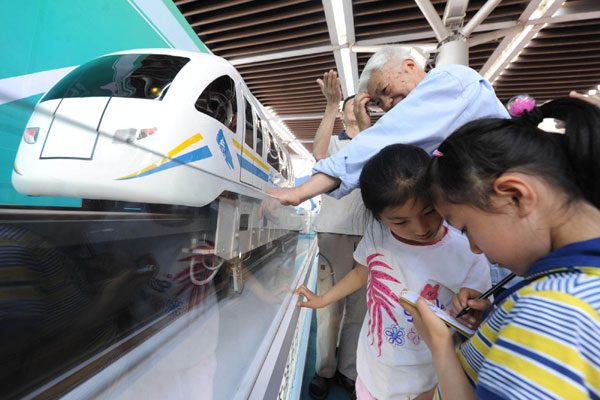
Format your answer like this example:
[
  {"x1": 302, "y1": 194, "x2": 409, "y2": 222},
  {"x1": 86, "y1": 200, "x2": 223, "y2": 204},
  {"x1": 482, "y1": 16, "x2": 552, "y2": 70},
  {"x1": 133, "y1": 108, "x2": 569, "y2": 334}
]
[
  {"x1": 492, "y1": 173, "x2": 537, "y2": 217},
  {"x1": 402, "y1": 58, "x2": 417, "y2": 71}
]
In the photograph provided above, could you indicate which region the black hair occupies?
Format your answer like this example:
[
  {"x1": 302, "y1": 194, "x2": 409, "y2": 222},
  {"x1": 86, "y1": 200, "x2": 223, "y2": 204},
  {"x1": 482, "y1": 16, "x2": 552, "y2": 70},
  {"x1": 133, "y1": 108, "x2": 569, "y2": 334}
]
[
  {"x1": 359, "y1": 143, "x2": 431, "y2": 219},
  {"x1": 342, "y1": 95, "x2": 356, "y2": 112},
  {"x1": 427, "y1": 97, "x2": 600, "y2": 210}
]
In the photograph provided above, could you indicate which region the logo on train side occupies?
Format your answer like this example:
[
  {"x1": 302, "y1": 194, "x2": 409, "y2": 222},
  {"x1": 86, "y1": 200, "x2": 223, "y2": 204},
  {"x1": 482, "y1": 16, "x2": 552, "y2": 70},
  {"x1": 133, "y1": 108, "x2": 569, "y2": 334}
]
[{"x1": 217, "y1": 129, "x2": 234, "y2": 169}]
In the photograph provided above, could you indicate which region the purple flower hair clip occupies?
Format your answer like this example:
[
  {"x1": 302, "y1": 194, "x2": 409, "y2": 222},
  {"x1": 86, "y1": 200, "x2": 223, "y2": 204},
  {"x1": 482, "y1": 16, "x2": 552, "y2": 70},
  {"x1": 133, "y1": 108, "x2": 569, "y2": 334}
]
[{"x1": 432, "y1": 149, "x2": 444, "y2": 157}]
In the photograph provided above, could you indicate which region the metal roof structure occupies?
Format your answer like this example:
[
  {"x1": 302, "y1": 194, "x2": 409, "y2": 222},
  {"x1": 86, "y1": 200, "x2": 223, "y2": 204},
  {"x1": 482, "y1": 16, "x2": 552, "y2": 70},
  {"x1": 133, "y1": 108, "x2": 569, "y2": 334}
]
[{"x1": 174, "y1": 0, "x2": 600, "y2": 159}]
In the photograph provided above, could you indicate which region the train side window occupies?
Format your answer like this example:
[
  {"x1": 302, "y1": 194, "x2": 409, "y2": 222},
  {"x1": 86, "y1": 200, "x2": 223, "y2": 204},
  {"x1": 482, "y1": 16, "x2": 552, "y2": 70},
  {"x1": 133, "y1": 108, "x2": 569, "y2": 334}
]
[
  {"x1": 279, "y1": 150, "x2": 287, "y2": 180},
  {"x1": 244, "y1": 98, "x2": 254, "y2": 149},
  {"x1": 267, "y1": 132, "x2": 280, "y2": 171},
  {"x1": 256, "y1": 118, "x2": 264, "y2": 157},
  {"x1": 281, "y1": 165, "x2": 288, "y2": 180},
  {"x1": 195, "y1": 75, "x2": 237, "y2": 131}
]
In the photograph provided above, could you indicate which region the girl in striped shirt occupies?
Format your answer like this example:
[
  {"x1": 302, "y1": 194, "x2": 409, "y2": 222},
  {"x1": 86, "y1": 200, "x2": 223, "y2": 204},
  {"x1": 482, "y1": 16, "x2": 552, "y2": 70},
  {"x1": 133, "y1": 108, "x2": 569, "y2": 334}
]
[{"x1": 402, "y1": 97, "x2": 600, "y2": 399}]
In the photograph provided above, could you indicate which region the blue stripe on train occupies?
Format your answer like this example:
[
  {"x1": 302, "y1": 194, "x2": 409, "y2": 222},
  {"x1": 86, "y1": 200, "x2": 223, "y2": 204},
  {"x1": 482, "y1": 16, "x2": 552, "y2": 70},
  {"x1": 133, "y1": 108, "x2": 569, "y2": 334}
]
[
  {"x1": 237, "y1": 154, "x2": 269, "y2": 183},
  {"x1": 120, "y1": 146, "x2": 213, "y2": 180}
]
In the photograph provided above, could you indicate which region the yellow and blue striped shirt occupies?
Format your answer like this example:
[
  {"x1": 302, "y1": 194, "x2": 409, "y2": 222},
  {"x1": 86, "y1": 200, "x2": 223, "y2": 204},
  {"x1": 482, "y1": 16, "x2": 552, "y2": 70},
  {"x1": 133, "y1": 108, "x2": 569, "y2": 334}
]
[{"x1": 439, "y1": 238, "x2": 600, "y2": 399}]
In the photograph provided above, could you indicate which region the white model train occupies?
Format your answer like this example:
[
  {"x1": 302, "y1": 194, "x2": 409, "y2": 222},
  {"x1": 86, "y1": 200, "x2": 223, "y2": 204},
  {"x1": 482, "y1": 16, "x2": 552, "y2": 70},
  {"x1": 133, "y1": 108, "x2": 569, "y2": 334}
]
[{"x1": 12, "y1": 48, "x2": 294, "y2": 208}]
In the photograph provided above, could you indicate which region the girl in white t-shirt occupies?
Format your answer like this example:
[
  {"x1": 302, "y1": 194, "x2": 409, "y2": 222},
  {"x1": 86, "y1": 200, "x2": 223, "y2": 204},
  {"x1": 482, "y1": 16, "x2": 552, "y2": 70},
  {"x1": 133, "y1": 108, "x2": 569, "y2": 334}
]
[{"x1": 295, "y1": 144, "x2": 491, "y2": 400}]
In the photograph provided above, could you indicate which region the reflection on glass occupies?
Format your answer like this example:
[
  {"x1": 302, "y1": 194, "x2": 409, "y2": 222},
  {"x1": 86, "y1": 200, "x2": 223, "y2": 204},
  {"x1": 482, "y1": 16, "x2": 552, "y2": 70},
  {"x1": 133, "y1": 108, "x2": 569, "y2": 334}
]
[{"x1": 0, "y1": 204, "x2": 311, "y2": 399}]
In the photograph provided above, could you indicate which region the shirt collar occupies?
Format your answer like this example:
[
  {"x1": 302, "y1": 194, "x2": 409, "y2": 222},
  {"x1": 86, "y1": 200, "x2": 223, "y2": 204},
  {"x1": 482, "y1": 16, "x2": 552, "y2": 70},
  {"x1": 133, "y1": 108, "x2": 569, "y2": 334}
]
[
  {"x1": 525, "y1": 237, "x2": 600, "y2": 278},
  {"x1": 338, "y1": 130, "x2": 351, "y2": 140},
  {"x1": 483, "y1": 237, "x2": 600, "y2": 320}
]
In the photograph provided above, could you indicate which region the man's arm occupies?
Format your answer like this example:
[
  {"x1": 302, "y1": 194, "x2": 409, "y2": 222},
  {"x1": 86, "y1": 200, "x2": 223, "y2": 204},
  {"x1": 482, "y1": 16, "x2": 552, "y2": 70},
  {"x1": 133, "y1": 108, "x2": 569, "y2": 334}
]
[
  {"x1": 570, "y1": 90, "x2": 600, "y2": 108},
  {"x1": 266, "y1": 173, "x2": 340, "y2": 206},
  {"x1": 313, "y1": 70, "x2": 342, "y2": 161},
  {"x1": 313, "y1": 66, "x2": 509, "y2": 199}
]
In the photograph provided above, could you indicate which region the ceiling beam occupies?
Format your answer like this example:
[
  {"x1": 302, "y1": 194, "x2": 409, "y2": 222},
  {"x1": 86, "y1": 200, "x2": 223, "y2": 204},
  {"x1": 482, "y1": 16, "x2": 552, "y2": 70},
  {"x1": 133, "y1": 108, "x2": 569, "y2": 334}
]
[
  {"x1": 322, "y1": 0, "x2": 358, "y2": 97},
  {"x1": 529, "y1": 0, "x2": 600, "y2": 25},
  {"x1": 413, "y1": 0, "x2": 451, "y2": 41},
  {"x1": 223, "y1": 0, "x2": 600, "y2": 70},
  {"x1": 228, "y1": 19, "x2": 527, "y2": 66},
  {"x1": 443, "y1": 0, "x2": 469, "y2": 28},
  {"x1": 279, "y1": 114, "x2": 326, "y2": 120},
  {"x1": 467, "y1": 25, "x2": 521, "y2": 48},
  {"x1": 468, "y1": 0, "x2": 600, "y2": 48},
  {"x1": 480, "y1": 0, "x2": 568, "y2": 82},
  {"x1": 460, "y1": 0, "x2": 502, "y2": 37},
  {"x1": 229, "y1": 45, "x2": 338, "y2": 66}
]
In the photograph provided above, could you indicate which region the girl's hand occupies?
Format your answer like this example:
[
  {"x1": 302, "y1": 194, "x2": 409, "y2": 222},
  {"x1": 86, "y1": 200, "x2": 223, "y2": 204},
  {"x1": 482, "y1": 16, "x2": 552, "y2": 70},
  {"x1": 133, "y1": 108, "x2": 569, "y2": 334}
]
[
  {"x1": 400, "y1": 298, "x2": 453, "y2": 355},
  {"x1": 413, "y1": 386, "x2": 436, "y2": 400},
  {"x1": 451, "y1": 288, "x2": 490, "y2": 330},
  {"x1": 294, "y1": 284, "x2": 326, "y2": 308}
]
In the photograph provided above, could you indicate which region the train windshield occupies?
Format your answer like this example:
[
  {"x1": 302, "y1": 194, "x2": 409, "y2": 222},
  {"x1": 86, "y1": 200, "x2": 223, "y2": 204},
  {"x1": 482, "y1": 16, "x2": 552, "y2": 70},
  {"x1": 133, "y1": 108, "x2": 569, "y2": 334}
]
[{"x1": 42, "y1": 54, "x2": 190, "y2": 102}]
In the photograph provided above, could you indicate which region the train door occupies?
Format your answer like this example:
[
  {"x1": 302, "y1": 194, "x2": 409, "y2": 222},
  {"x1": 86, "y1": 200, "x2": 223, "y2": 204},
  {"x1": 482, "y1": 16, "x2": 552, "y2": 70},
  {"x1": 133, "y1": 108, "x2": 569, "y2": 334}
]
[{"x1": 240, "y1": 97, "x2": 256, "y2": 187}]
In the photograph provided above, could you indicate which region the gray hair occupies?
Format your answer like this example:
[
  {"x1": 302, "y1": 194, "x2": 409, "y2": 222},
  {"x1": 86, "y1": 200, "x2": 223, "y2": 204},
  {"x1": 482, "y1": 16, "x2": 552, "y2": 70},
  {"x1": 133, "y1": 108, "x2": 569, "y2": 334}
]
[{"x1": 357, "y1": 46, "x2": 428, "y2": 93}]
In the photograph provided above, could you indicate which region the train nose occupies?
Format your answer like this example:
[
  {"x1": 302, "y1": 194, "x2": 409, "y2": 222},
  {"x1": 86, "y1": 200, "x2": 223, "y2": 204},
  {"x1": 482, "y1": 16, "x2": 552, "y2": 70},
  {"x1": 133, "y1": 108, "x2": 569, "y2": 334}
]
[{"x1": 40, "y1": 97, "x2": 110, "y2": 159}]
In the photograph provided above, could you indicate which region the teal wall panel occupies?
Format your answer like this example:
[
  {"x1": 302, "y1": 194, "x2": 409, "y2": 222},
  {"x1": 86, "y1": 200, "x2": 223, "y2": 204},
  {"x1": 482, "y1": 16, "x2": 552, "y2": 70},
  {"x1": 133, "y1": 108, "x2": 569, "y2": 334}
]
[
  {"x1": 0, "y1": 94, "x2": 80, "y2": 206},
  {"x1": 0, "y1": 0, "x2": 208, "y2": 206},
  {"x1": 1, "y1": 1, "x2": 173, "y2": 79}
]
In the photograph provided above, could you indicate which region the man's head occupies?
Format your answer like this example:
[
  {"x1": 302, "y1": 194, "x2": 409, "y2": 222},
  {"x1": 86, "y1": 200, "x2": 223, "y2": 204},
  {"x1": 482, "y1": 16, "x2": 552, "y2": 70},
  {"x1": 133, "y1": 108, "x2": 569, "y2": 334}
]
[{"x1": 358, "y1": 46, "x2": 428, "y2": 112}]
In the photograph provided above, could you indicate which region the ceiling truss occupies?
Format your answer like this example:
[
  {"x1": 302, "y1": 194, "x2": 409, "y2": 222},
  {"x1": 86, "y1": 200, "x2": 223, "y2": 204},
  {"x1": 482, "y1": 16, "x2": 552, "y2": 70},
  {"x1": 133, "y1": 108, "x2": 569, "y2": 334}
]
[{"x1": 175, "y1": 0, "x2": 600, "y2": 159}]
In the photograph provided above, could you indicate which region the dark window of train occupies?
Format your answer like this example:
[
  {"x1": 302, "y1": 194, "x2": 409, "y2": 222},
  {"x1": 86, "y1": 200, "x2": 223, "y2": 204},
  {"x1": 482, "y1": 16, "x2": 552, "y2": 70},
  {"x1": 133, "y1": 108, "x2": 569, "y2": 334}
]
[
  {"x1": 256, "y1": 119, "x2": 264, "y2": 157},
  {"x1": 195, "y1": 75, "x2": 237, "y2": 129},
  {"x1": 244, "y1": 99, "x2": 254, "y2": 149},
  {"x1": 42, "y1": 54, "x2": 189, "y2": 102},
  {"x1": 267, "y1": 133, "x2": 280, "y2": 171}
]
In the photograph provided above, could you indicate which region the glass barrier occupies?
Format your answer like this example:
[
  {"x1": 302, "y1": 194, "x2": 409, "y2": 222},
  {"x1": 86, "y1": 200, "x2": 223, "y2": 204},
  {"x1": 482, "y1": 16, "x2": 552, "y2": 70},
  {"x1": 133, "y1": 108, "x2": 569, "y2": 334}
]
[
  {"x1": 0, "y1": 203, "x2": 314, "y2": 399},
  {"x1": 0, "y1": 51, "x2": 315, "y2": 398}
]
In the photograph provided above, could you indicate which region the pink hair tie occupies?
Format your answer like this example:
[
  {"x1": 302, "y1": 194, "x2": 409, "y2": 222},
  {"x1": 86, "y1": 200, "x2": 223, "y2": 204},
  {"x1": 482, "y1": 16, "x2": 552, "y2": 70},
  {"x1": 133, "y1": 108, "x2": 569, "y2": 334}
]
[
  {"x1": 507, "y1": 94, "x2": 536, "y2": 116},
  {"x1": 432, "y1": 149, "x2": 444, "y2": 157}
]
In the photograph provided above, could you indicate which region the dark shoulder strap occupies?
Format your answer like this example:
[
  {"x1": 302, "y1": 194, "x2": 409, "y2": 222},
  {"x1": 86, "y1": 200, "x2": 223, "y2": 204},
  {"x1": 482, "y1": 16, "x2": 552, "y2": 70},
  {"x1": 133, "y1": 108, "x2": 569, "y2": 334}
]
[{"x1": 482, "y1": 268, "x2": 571, "y2": 320}]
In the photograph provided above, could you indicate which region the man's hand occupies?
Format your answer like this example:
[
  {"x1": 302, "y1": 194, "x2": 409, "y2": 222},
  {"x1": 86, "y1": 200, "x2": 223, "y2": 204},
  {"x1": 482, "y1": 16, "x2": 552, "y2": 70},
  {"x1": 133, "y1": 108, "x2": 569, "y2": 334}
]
[
  {"x1": 450, "y1": 287, "x2": 490, "y2": 330},
  {"x1": 266, "y1": 187, "x2": 303, "y2": 206},
  {"x1": 570, "y1": 90, "x2": 600, "y2": 108},
  {"x1": 317, "y1": 70, "x2": 342, "y2": 106},
  {"x1": 354, "y1": 92, "x2": 372, "y2": 131},
  {"x1": 294, "y1": 284, "x2": 326, "y2": 308},
  {"x1": 267, "y1": 173, "x2": 340, "y2": 206},
  {"x1": 258, "y1": 196, "x2": 280, "y2": 223},
  {"x1": 313, "y1": 70, "x2": 343, "y2": 160}
]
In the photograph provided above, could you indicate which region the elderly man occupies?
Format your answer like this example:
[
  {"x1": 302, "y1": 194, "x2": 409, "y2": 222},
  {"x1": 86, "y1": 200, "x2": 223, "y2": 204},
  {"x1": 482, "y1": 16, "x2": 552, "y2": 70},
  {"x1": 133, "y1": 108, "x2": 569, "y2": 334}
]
[
  {"x1": 267, "y1": 45, "x2": 509, "y2": 204},
  {"x1": 309, "y1": 70, "x2": 367, "y2": 400}
]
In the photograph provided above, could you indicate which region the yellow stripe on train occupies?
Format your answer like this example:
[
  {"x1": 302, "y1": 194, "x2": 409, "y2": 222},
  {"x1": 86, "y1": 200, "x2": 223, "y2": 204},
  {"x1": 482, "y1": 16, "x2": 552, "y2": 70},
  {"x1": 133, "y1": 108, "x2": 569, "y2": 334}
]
[
  {"x1": 231, "y1": 139, "x2": 270, "y2": 171},
  {"x1": 117, "y1": 133, "x2": 204, "y2": 180}
]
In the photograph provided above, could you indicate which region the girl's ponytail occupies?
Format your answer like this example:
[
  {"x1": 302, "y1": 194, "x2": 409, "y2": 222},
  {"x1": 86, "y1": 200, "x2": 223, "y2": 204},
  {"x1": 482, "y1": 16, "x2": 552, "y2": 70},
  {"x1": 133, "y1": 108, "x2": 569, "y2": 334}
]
[
  {"x1": 540, "y1": 98, "x2": 600, "y2": 208},
  {"x1": 427, "y1": 96, "x2": 600, "y2": 211}
]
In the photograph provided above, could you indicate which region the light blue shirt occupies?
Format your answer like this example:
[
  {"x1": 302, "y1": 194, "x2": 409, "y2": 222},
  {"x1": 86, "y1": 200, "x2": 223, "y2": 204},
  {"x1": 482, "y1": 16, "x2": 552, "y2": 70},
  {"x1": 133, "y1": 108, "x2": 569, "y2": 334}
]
[{"x1": 313, "y1": 64, "x2": 510, "y2": 198}]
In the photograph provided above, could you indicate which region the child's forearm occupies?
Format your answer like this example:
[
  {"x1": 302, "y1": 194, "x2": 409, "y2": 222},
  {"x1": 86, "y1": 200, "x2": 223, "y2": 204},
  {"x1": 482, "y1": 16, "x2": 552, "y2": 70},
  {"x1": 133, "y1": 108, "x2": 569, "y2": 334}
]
[
  {"x1": 321, "y1": 264, "x2": 368, "y2": 306},
  {"x1": 434, "y1": 344, "x2": 477, "y2": 400}
]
